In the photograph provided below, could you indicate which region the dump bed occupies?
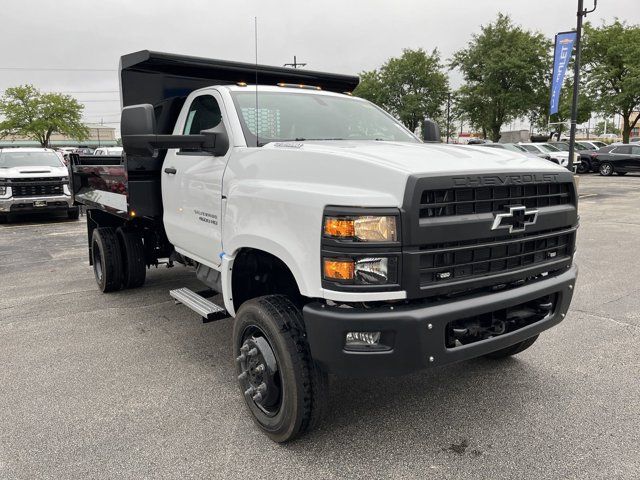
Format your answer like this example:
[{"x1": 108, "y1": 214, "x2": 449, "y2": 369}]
[{"x1": 72, "y1": 50, "x2": 360, "y2": 220}]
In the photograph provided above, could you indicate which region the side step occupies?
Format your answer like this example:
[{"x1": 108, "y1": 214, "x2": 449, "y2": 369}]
[{"x1": 169, "y1": 287, "x2": 228, "y2": 322}]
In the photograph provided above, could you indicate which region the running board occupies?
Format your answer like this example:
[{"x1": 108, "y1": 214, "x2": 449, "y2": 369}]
[{"x1": 169, "y1": 287, "x2": 228, "y2": 322}]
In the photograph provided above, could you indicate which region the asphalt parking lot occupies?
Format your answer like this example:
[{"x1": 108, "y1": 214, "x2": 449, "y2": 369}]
[{"x1": 1, "y1": 174, "x2": 639, "y2": 479}]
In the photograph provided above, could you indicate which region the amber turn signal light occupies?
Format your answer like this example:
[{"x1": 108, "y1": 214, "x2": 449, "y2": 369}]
[
  {"x1": 323, "y1": 259, "x2": 355, "y2": 281},
  {"x1": 324, "y1": 218, "x2": 355, "y2": 238}
]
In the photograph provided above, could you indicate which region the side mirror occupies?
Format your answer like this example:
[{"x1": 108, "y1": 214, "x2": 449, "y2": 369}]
[
  {"x1": 422, "y1": 118, "x2": 441, "y2": 143},
  {"x1": 121, "y1": 103, "x2": 224, "y2": 157},
  {"x1": 200, "y1": 122, "x2": 229, "y2": 157},
  {"x1": 122, "y1": 104, "x2": 156, "y2": 137}
]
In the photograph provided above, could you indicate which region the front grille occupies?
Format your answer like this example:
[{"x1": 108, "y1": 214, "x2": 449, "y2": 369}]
[
  {"x1": 10, "y1": 178, "x2": 64, "y2": 197},
  {"x1": 419, "y1": 227, "x2": 575, "y2": 286},
  {"x1": 420, "y1": 183, "x2": 572, "y2": 218}
]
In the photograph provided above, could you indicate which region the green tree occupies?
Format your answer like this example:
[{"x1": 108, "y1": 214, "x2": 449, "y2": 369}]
[
  {"x1": 451, "y1": 13, "x2": 551, "y2": 142},
  {"x1": 582, "y1": 20, "x2": 640, "y2": 143},
  {"x1": 592, "y1": 118, "x2": 620, "y2": 136},
  {"x1": 354, "y1": 48, "x2": 449, "y2": 132},
  {"x1": 0, "y1": 85, "x2": 88, "y2": 147},
  {"x1": 546, "y1": 82, "x2": 593, "y2": 139}
]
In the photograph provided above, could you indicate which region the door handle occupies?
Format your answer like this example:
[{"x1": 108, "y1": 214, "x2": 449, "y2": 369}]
[{"x1": 164, "y1": 167, "x2": 177, "y2": 175}]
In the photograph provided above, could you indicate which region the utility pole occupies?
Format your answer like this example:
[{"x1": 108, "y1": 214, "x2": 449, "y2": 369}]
[
  {"x1": 568, "y1": 0, "x2": 597, "y2": 171},
  {"x1": 284, "y1": 56, "x2": 306, "y2": 69}
]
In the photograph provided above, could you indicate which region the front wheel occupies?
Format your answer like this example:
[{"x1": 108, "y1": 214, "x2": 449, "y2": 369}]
[
  {"x1": 576, "y1": 161, "x2": 589, "y2": 174},
  {"x1": 599, "y1": 162, "x2": 614, "y2": 176},
  {"x1": 233, "y1": 295, "x2": 327, "y2": 443},
  {"x1": 484, "y1": 335, "x2": 539, "y2": 359}
]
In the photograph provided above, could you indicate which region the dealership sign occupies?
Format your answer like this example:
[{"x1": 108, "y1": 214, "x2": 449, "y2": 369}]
[{"x1": 549, "y1": 31, "x2": 577, "y2": 116}]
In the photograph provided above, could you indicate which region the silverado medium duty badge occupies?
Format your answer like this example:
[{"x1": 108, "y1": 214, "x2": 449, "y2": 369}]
[{"x1": 491, "y1": 205, "x2": 539, "y2": 234}]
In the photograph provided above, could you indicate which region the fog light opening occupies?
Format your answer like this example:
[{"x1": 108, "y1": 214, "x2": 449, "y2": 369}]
[{"x1": 345, "y1": 331, "x2": 381, "y2": 347}]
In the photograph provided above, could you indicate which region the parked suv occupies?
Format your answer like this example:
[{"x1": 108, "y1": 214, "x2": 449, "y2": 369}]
[{"x1": 0, "y1": 148, "x2": 79, "y2": 222}]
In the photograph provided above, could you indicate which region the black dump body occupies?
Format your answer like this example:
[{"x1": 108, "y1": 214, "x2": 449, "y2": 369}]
[{"x1": 72, "y1": 50, "x2": 359, "y2": 219}]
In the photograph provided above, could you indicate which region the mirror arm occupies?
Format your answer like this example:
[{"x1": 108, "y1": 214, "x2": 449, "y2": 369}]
[{"x1": 122, "y1": 134, "x2": 206, "y2": 157}]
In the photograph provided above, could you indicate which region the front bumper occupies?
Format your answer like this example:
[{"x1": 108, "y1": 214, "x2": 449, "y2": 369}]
[
  {"x1": 303, "y1": 265, "x2": 577, "y2": 377},
  {"x1": 0, "y1": 195, "x2": 73, "y2": 213}
]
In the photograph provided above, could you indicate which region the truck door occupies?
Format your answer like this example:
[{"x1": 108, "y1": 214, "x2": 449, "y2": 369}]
[{"x1": 162, "y1": 92, "x2": 230, "y2": 266}]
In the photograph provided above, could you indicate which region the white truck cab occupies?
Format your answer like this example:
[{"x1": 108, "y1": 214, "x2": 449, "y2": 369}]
[{"x1": 71, "y1": 51, "x2": 578, "y2": 442}]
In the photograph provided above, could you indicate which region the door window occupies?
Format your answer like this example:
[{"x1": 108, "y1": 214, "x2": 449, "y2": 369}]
[
  {"x1": 613, "y1": 146, "x2": 631, "y2": 155},
  {"x1": 631, "y1": 146, "x2": 640, "y2": 155},
  {"x1": 183, "y1": 95, "x2": 222, "y2": 135}
]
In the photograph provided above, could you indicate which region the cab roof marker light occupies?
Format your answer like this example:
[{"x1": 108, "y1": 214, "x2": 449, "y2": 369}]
[{"x1": 237, "y1": 82, "x2": 248, "y2": 87}]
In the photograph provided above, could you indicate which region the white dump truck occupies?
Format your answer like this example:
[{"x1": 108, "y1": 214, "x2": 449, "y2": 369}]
[{"x1": 71, "y1": 51, "x2": 578, "y2": 442}]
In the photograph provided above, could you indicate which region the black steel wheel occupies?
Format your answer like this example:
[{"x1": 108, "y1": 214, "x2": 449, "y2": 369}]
[
  {"x1": 91, "y1": 227, "x2": 123, "y2": 293},
  {"x1": 599, "y1": 162, "x2": 614, "y2": 176},
  {"x1": 484, "y1": 335, "x2": 539, "y2": 359},
  {"x1": 116, "y1": 228, "x2": 146, "y2": 289},
  {"x1": 232, "y1": 295, "x2": 327, "y2": 443}
]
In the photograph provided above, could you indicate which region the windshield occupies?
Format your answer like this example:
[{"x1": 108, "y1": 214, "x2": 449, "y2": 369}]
[
  {"x1": 0, "y1": 151, "x2": 64, "y2": 168},
  {"x1": 540, "y1": 144, "x2": 560, "y2": 152},
  {"x1": 502, "y1": 143, "x2": 527, "y2": 153},
  {"x1": 231, "y1": 91, "x2": 418, "y2": 146}
]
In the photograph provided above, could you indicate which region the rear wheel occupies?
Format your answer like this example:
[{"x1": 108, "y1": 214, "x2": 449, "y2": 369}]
[
  {"x1": 599, "y1": 162, "x2": 614, "y2": 176},
  {"x1": 233, "y1": 295, "x2": 327, "y2": 443},
  {"x1": 117, "y1": 228, "x2": 146, "y2": 289},
  {"x1": 484, "y1": 335, "x2": 539, "y2": 359},
  {"x1": 91, "y1": 227, "x2": 123, "y2": 293}
]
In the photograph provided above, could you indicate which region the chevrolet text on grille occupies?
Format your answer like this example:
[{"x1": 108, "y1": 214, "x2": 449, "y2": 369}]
[{"x1": 452, "y1": 173, "x2": 561, "y2": 187}]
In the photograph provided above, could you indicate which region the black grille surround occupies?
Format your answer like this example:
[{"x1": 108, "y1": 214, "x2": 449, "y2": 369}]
[
  {"x1": 8, "y1": 177, "x2": 66, "y2": 197},
  {"x1": 401, "y1": 171, "x2": 578, "y2": 300}
]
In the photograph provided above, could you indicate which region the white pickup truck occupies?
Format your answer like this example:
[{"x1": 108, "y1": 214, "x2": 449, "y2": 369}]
[
  {"x1": 71, "y1": 51, "x2": 578, "y2": 442},
  {"x1": 0, "y1": 148, "x2": 79, "y2": 222}
]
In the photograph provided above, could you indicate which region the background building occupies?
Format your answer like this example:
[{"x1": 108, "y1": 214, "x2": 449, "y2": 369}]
[{"x1": 0, "y1": 123, "x2": 118, "y2": 148}]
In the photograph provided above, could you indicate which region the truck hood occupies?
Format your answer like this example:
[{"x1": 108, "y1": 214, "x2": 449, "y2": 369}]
[
  {"x1": 0, "y1": 165, "x2": 69, "y2": 178},
  {"x1": 264, "y1": 140, "x2": 567, "y2": 175}
]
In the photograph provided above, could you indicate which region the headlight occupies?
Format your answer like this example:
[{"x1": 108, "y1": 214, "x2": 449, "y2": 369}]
[
  {"x1": 324, "y1": 215, "x2": 398, "y2": 242},
  {"x1": 323, "y1": 256, "x2": 398, "y2": 285}
]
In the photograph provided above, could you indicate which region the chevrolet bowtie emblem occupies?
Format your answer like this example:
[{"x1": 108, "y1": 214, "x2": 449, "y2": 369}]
[{"x1": 491, "y1": 205, "x2": 539, "y2": 234}]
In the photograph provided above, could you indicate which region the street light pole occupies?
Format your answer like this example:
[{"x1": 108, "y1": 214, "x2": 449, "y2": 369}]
[{"x1": 568, "y1": 0, "x2": 597, "y2": 172}]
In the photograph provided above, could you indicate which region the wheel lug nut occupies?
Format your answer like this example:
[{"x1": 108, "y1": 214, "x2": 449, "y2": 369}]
[
  {"x1": 238, "y1": 371, "x2": 248, "y2": 381},
  {"x1": 235, "y1": 353, "x2": 246, "y2": 364},
  {"x1": 244, "y1": 386, "x2": 255, "y2": 397},
  {"x1": 256, "y1": 382, "x2": 267, "y2": 394},
  {"x1": 252, "y1": 392, "x2": 263, "y2": 403},
  {"x1": 240, "y1": 345, "x2": 250, "y2": 354},
  {"x1": 254, "y1": 364, "x2": 265, "y2": 374},
  {"x1": 248, "y1": 348, "x2": 258, "y2": 357}
]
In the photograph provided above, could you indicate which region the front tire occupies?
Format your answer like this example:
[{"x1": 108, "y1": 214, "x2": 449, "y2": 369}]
[
  {"x1": 599, "y1": 162, "x2": 614, "y2": 176},
  {"x1": 484, "y1": 335, "x2": 539, "y2": 359},
  {"x1": 91, "y1": 227, "x2": 123, "y2": 293},
  {"x1": 576, "y1": 161, "x2": 589, "y2": 174},
  {"x1": 233, "y1": 295, "x2": 327, "y2": 443}
]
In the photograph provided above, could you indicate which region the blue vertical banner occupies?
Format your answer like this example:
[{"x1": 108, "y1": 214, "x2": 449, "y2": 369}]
[{"x1": 549, "y1": 31, "x2": 577, "y2": 115}]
